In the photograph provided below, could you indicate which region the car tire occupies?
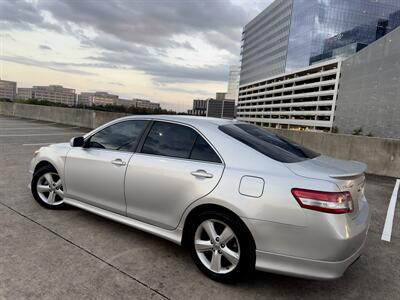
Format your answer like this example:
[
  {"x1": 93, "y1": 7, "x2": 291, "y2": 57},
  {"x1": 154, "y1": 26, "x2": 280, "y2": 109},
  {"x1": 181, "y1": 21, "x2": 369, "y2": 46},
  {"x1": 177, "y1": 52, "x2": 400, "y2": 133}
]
[
  {"x1": 31, "y1": 165, "x2": 67, "y2": 209},
  {"x1": 188, "y1": 210, "x2": 255, "y2": 282}
]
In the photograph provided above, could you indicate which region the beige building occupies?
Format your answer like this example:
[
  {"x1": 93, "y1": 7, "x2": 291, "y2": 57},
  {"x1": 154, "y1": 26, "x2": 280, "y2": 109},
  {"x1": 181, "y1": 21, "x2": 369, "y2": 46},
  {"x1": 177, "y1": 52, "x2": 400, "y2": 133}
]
[
  {"x1": 16, "y1": 88, "x2": 33, "y2": 100},
  {"x1": 0, "y1": 79, "x2": 17, "y2": 100},
  {"x1": 118, "y1": 98, "x2": 161, "y2": 110},
  {"x1": 32, "y1": 85, "x2": 76, "y2": 106},
  {"x1": 78, "y1": 91, "x2": 118, "y2": 107},
  {"x1": 215, "y1": 92, "x2": 227, "y2": 101},
  {"x1": 131, "y1": 98, "x2": 160, "y2": 110},
  {"x1": 77, "y1": 92, "x2": 93, "y2": 107},
  {"x1": 116, "y1": 98, "x2": 135, "y2": 107}
]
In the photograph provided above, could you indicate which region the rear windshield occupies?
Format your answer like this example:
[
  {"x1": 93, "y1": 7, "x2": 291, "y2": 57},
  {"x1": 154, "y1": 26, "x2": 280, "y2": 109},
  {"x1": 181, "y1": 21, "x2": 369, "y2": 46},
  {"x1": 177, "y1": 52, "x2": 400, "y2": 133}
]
[{"x1": 219, "y1": 123, "x2": 319, "y2": 163}]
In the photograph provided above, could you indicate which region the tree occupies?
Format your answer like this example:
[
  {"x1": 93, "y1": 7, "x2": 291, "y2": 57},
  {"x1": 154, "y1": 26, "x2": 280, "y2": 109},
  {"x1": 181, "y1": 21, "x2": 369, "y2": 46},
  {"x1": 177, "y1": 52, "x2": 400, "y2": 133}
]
[{"x1": 352, "y1": 127, "x2": 363, "y2": 135}]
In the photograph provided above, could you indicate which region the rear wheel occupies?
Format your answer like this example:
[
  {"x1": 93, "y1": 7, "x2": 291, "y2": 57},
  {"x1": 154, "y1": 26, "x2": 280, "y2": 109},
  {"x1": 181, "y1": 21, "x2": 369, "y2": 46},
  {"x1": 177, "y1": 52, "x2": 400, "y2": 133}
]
[
  {"x1": 31, "y1": 165, "x2": 66, "y2": 209},
  {"x1": 188, "y1": 210, "x2": 255, "y2": 282}
]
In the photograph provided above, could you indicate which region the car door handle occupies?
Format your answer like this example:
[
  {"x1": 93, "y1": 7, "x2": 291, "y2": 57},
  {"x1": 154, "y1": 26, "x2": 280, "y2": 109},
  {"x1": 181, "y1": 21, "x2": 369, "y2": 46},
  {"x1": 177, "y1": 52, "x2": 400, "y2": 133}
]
[
  {"x1": 191, "y1": 170, "x2": 213, "y2": 178},
  {"x1": 111, "y1": 159, "x2": 126, "y2": 166}
]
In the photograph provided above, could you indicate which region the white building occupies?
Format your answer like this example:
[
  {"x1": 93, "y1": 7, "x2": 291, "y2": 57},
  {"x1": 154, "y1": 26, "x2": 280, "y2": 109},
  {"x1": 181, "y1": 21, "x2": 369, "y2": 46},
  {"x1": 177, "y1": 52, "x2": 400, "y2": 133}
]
[
  {"x1": 16, "y1": 88, "x2": 33, "y2": 100},
  {"x1": 0, "y1": 79, "x2": 17, "y2": 100},
  {"x1": 237, "y1": 59, "x2": 341, "y2": 131},
  {"x1": 33, "y1": 85, "x2": 76, "y2": 106},
  {"x1": 226, "y1": 65, "x2": 240, "y2": 104}
]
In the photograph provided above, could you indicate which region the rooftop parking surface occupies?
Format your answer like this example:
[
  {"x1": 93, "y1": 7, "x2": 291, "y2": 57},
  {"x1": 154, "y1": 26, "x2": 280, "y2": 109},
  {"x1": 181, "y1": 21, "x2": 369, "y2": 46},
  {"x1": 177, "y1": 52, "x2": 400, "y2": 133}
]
[{"x1": 0, "y1": 115, "x2": 399, "y2": 299}]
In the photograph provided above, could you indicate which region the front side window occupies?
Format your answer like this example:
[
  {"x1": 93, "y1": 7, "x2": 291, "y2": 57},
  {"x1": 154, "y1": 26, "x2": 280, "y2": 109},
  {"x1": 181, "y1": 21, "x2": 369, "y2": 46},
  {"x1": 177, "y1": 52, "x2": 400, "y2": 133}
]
[
  {"x1": 219, "y1": 123, "x2": 319, "y2": 163},
  {"x1": 141, "y1": 121, "x2": 221, "y2": 163},
  {"x1": 86, "y1": 120, "x2": 148, "y2": 151}
]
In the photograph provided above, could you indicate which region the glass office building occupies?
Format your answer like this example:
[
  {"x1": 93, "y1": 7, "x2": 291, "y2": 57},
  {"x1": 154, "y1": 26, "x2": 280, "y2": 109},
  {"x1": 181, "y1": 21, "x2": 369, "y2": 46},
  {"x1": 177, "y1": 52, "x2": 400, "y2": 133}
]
[{"x1": 240, "y1": 0, "x2": 400, "y2": 85}]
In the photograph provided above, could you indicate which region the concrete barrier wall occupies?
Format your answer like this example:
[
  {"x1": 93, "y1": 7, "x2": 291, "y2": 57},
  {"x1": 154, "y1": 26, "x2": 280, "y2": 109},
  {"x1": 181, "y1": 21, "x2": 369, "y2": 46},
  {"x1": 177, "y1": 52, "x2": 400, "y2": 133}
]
[
  {"x1": 1, "y1": 102, "x2": 399, "y2": 177},
  {"x1": 0, "y1": 102, "x2": 127, "y2": 129}
]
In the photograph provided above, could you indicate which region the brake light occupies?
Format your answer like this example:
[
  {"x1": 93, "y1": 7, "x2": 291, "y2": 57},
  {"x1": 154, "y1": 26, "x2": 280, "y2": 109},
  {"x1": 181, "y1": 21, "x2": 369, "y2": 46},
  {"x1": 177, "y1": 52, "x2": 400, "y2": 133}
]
[{"x1": 291, "y1": 188, "x2": 353, "y2": 214}]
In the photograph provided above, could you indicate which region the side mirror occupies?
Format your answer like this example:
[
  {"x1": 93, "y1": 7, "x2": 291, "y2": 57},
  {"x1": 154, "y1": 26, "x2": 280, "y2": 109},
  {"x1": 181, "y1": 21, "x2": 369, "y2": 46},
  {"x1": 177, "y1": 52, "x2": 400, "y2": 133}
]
[{"x1": 70, "y1": 136, "x2": 85, "y2": 147}]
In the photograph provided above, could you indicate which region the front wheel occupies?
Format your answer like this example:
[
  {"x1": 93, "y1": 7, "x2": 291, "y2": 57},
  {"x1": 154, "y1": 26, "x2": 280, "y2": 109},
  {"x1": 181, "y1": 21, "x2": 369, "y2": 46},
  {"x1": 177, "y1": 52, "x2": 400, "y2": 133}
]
[
  {"x1": 31, "y1": 165, "x2": 66, "y2": 209},
  {"x1": 188, "y1": 211, "x2": 255, "y2": 282}
]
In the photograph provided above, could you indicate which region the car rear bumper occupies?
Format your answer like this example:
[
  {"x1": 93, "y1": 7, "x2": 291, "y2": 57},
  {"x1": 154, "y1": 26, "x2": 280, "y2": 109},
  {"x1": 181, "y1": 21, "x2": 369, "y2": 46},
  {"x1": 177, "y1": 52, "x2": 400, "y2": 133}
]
[
  {"x1": 243, "y1": 196, "x2": 370, "y2": 279},
  {"x1": 255, "y1": 238, "x2": 365, "y2": 280}
]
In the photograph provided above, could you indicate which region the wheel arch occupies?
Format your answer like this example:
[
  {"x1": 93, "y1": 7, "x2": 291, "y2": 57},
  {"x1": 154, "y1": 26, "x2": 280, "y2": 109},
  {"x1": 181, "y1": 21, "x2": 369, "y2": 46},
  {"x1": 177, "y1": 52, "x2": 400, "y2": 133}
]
[
  {"x1": 181, "y1": 203, "x2": 256, "y2": 250},
  {"x1": 34, "y1": 160, "x2": 57, "y2": 174},
  {"x1": 33, "y1": 158, "x2": 65, "y2": 188}
]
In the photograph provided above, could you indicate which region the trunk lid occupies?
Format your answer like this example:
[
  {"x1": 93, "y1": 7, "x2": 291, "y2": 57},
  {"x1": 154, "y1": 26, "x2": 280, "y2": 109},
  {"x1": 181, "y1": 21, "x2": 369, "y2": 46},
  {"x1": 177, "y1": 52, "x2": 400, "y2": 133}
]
[{"x1": 285, "y1": 155, "x2": 366, "y2": 217}]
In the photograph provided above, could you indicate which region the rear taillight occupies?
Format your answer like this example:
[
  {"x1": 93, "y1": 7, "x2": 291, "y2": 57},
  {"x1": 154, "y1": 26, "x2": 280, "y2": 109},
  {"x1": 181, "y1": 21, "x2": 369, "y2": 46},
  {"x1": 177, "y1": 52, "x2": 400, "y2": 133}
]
[{"x1": 291, "y1": 188, "x2": 353, "y2": 214}]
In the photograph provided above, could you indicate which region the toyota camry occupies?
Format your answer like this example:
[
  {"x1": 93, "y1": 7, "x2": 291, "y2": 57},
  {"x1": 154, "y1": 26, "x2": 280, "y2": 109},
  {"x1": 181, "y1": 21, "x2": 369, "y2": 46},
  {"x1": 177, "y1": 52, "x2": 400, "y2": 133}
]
[{"x1": 29, "y1": 115, "x2": 370, "y2": 282}]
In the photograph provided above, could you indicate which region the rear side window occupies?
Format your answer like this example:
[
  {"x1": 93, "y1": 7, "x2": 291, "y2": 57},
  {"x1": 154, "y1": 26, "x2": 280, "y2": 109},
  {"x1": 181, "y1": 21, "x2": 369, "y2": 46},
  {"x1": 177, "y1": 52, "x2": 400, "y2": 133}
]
[
  {"x1": 86, "y1": 120, "x2": 148, "y2": 151},
  {"x1": 219, "y1": 123, "x2": 319, "y2": 163},
  {"x1": 142, "y1": 122, "x2": 197, "y2": 158},
  {"x1": 190, "y1": 135, "x2": 221, "y2": 163},
  {"x1": 141, "y1": 121, "x2": 221, "y2": 163}
]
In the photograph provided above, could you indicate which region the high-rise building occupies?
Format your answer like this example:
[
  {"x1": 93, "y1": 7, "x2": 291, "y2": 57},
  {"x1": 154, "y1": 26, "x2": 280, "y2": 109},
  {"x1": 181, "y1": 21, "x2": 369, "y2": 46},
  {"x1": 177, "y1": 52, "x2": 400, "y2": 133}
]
[
  {"x1": 32, "y1": 85, "x2": 76, "y2": 106},
  {"x1": 0, "y1": 79, "x2": 17, "y2": 100},
  {"x1": 16, "y1": 88, "x2": 33, "y2": 100},
  {"x1": 238, "y1": 24, "x2": 400, "y2": 136},
  {"x1": 226, "y1": 65, "x2": 240, "y2": 104},
  {"x1": 240, "y1": 0, "x2": 400, "y2": 85},
  {"x1": 240, "y1": 0, "x2": 293, "y2": 86}
]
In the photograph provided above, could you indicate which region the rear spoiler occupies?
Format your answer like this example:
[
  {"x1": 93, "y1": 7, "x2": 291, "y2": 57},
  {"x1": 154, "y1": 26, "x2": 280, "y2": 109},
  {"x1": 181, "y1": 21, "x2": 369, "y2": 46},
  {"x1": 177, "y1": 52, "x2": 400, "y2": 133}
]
[{"x1": 329, "y1": 161, "x2": 367, "y2": 179}]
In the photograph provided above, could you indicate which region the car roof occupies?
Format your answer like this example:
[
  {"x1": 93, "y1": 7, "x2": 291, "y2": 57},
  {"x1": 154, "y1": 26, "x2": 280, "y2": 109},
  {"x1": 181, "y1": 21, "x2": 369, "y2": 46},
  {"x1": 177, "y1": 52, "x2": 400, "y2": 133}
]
[{"x1": 122, "y1": 115, "x2": 237, "y2": 127}]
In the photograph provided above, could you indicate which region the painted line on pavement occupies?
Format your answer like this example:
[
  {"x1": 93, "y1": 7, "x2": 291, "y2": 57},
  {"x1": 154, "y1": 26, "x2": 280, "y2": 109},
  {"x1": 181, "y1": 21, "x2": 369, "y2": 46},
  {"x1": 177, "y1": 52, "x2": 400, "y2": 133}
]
[
  {"x1": 0, "y1": 122, "x2": 57, "y2": 126},
  {"x1": 0, "y1": 132, "x2": 86, "y2": 137},
  {"x1": 382, "y1": 179, "x2": 400, "y2": 242},
  {"x1": 0, "y1": 126, "x2": 79, "y2": 130}
]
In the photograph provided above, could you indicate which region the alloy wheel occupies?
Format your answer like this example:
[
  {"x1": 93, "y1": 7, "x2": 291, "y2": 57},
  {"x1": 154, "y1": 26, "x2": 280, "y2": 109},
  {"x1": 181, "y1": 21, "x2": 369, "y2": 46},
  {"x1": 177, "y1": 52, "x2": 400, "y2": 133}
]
[
  {"x1": 194, "y1": 219, "x2": 240, "y2": 274},
  {"x1": 36, "y1": 172, "x2": 64, "y2": 205}
]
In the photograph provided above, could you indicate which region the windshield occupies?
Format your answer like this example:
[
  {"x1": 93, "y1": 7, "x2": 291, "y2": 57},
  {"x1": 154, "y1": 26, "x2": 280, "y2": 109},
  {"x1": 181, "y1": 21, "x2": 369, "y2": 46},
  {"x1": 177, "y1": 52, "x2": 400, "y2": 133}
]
[{"x1": 219, "y1": 123, "x2": 320, "y2": 163}]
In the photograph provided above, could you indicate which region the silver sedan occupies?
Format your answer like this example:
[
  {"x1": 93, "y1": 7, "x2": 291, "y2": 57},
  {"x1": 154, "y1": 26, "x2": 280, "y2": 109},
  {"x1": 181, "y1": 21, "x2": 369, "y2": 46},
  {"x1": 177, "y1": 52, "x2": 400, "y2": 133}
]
[{"x1": 29, "y1": 115, "x2": 370, "y2": 282}]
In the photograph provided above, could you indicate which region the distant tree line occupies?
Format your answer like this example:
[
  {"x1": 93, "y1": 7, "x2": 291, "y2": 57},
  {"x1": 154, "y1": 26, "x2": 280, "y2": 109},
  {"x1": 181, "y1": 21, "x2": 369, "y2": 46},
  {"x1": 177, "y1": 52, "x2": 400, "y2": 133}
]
[{"x1": 2, "y1": 98, "x2": 185, "y2": 115}]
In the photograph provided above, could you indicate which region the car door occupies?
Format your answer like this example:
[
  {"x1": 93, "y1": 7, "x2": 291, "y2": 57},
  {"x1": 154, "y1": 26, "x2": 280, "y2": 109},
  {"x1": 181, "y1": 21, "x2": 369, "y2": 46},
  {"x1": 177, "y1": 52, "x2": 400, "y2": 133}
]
[
  {"x1": 125, "y1": 121, "x2": 225, "y2": 230},
  {"x1": 64, "y1": 120, "x2": 149, "y2": 214}
]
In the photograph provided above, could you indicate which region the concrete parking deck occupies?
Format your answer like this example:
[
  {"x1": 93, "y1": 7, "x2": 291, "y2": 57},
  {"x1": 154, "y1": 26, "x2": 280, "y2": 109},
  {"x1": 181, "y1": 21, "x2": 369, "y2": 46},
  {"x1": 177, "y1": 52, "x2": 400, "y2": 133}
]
[{"x1": 0, "y1": 115, "x2": 399, "y2": 299}]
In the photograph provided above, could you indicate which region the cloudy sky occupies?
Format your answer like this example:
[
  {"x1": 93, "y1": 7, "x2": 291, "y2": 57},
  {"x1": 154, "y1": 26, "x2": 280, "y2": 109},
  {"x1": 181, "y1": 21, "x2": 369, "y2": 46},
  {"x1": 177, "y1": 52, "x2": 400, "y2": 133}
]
[{"x1": 0, "y1": 0, "x2": 273, "y2": 111}]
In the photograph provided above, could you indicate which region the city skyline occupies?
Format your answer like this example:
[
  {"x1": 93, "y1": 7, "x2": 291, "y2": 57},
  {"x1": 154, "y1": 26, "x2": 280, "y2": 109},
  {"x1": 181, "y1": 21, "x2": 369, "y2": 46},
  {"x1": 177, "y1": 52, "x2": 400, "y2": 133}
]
[{"x1": 0, "y1": 0, "x2": 274, "y2": 112}]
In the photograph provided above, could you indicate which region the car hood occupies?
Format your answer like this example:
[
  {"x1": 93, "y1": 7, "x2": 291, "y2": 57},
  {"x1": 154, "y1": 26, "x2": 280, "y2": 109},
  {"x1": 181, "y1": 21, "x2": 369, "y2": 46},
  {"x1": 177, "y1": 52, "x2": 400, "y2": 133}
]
[
  {"x1": 48, "y1": 142, "x2": 71, "y2": 149},
  {"x1": 285, "y1": 155, "x2": 367, "y2": 181}
]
